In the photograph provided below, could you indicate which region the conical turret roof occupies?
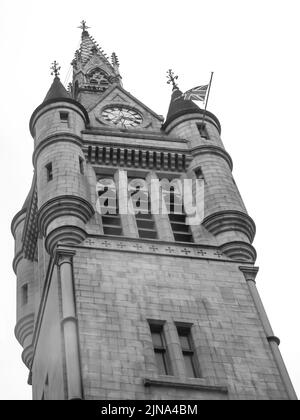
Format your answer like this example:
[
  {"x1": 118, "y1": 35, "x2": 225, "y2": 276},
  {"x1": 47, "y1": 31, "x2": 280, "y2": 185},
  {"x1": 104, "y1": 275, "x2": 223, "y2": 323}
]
[
  {"x1": 29, "y1": 74, "x2": 90, "y2": 136},
  {"x1": 163, "y1": 88, "x2": 202, "y2": 129},
  {"x1": 43, "y1": 76, "x2": 71, "y2": 102}
]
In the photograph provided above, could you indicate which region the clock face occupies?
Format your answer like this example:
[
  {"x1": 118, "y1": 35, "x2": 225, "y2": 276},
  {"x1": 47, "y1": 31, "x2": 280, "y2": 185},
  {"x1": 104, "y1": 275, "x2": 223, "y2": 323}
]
[{"x1": 101, "y1": 106, "x2": 143, "y2": 128}]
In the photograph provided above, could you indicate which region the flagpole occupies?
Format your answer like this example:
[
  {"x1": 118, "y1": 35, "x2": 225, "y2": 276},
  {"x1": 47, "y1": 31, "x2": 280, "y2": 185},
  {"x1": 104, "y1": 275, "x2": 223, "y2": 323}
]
[{"x1": 201, "y1": 71, "x2": 214, "y2": 127}]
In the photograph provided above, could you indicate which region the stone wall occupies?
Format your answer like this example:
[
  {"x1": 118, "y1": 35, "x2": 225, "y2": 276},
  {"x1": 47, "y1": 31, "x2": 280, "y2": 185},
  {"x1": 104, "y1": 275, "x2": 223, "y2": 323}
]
[{"x1": 73, "y1": 242, "x2": 287, "y2": 400}]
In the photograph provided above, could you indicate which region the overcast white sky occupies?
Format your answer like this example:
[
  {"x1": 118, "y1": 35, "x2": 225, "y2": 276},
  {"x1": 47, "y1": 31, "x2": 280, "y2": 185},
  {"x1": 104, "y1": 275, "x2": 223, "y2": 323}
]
[{"x1": 0, "y1": 0, "x2": 299, "y2": 399}]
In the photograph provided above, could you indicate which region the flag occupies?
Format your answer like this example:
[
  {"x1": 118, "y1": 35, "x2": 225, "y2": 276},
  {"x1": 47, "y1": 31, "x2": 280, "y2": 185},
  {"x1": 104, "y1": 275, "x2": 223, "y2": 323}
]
[{"x1": 183, "y1": 84, "x2": 208, "y2": 102}]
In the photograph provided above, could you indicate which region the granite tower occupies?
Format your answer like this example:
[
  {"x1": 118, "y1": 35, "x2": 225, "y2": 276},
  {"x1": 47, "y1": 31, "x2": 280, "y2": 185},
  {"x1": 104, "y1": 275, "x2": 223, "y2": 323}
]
[{"x1": 11, "y1": 23, "x2": 297, "y2": 400}]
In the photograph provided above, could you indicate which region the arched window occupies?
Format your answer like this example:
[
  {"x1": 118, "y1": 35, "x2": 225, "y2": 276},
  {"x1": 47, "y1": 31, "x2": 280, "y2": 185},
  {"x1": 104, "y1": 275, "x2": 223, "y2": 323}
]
[{"x1": 87, "y1": 68, "x2": 110, "y2": 89}]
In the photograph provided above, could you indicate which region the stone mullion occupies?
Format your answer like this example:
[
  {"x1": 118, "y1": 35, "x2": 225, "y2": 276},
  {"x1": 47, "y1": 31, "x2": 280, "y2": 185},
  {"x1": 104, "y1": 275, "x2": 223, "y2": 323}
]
[{"x1": 114, "y1": 170, "x2": 138, "y2": 238}]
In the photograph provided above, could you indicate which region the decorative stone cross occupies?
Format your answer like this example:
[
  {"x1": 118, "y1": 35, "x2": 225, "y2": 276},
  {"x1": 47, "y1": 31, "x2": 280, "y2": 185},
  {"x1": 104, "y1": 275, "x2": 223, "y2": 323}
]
[
  {"x1": 101, "y1": 240, "x2": 111, "y2": 248},
  {"x1": 116, "y1": 242, "x2": 126, "y2": 249},
  {"x1": 149, "y1": 245, "x2": 158, "y2": 252},
  {"x1": 214, "y1": 250, "x2": 223, "y2": 258},
  {"x1": 181, "y1": 248, "x2": 191, "y2": 255},
  {"x1": 165, "y1": 246, "x2": 175, "y2": 253},
  {"x1": 132, "y1": 243, "x2": 142, "y2": 251},
  {"x1": 197, "y1": 249, "x2": 207, "y2": 256}
]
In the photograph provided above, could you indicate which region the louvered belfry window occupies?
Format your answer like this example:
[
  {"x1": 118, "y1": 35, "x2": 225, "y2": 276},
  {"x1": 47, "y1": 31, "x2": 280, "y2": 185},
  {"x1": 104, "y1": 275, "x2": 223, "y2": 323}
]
[
  {"x1": 162, "y1": 182, "x2": 194, "y2": 243},
  {"x1": 97, "y1": 177, "x2": 123, "y2": 236},
  {"x1": 129, "y1": 178, "x2": 158, "y2": 239}
]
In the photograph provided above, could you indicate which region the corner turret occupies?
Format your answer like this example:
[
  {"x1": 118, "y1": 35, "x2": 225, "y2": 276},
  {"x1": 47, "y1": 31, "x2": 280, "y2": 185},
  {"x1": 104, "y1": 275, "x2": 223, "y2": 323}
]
[
  {"x1": 162, "y1": 72, "x2": 256, "y2": 262},
  {"x1": 30, "y1": 63, "x2": 94, "y2": 256}
]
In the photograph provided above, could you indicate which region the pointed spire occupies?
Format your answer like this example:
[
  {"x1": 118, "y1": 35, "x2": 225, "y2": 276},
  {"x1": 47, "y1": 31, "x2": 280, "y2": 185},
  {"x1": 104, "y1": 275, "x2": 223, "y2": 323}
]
[
  {"x1": 71, "y1": 21, "x2": 122, "y2": 97},
  {"x1": 43, "y1": 63, "x2": 71, "y2": 102},
  {"x1": 74, "y1": 20, "x2": 112, "y2": 68}
]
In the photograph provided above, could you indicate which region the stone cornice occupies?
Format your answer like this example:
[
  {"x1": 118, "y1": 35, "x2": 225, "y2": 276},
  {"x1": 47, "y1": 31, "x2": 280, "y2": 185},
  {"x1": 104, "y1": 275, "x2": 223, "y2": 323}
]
[
  {"x1": 38, "y1": 195, "x2": 94, "y2": 236},
  {"x1": 203, "y1": 210, "x2": 256, "y2": 243},
  {"x1": 239, "y1": 265, "x2": 259, "y2": 282},
  {"x1": 190, "y1": 145, "x2": 233, "y2": 171},
  {"x1": 82, "y1": 128, "x2": 187, "y2": 143},
  {"x1": 221, "y1": 241, "x2": 257, "y2": 263},
  {"x1": 11, "y1": 208, "x2": 26, "y2": 238},
  {"x1": 12, "y1": 250, "x2": 23, "y2": 274},
  {"x1": 84, "y1": 144, "x2": 192, "y2": 172},
  {"x1": 71, "y1": 235, "x2": 255, "y2": 264},
  {"x1": 14, "y1": 312, "x2": 35, "y2": 347},
  {"x1": 267, "y1": 335, "x2": 281, "y2": 346},
  {"x1": 32, "y1": 133, "x2": 83, "y2": 166},
  {"x1": 22, "y1": 344, "x2": 34, "y2": 370},
  {"x1": 162, "y1": 110, "x2": 221, "y2": 134},
  {"x1": 54, "y1": 246, "x2": 77, "y2": 266},
  {"x1": 45, "y1": 225, "x2": 87, "y2": 255}
]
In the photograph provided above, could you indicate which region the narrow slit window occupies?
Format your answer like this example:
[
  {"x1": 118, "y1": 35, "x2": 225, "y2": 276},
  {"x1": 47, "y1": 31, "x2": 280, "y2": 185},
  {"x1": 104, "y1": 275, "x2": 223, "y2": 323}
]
[
  {"x1": 197, "y1": 123, "x2": 209, "y2": 139},
  {"x1": 46, "y1": 163, "x2": 53, "y2": 182},
  {"x1": 149, "y1": 323, "x2": 172, "y2": 375},
  {"x1": 195, "y1": 167, "x2": 204, "y2": 180},
  {"x1": 21, "y1": 284, "x2": 28, "y2": 306},
  {"x1": 79, "y1": 157, "x2": 84, "y2": 175},
  {"x1": 177, "y1": 326, "x2": 200, "y2": 378}
]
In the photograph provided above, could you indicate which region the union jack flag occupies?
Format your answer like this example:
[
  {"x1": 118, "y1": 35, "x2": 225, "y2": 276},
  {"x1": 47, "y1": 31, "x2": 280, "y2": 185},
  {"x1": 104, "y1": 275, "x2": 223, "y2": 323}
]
[{"x1": 183, "y1": 85, "x2": 209, "y2": 102}]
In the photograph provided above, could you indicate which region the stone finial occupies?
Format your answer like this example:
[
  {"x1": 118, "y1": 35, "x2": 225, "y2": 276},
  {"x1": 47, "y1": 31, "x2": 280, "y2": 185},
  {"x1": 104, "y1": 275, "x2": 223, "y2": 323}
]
[
  {"x1": 166, "y1": 69, "x2": 179, "y2": 90},
  {"x1": 111, "y1": 52, "x2": 120, "y2": 68},
  {"x1": 78, "y1": 20, "x2": 90, "y2": 32},
  {"x1": 50, "y1": 61, "x2": 61, "y2": 77}
]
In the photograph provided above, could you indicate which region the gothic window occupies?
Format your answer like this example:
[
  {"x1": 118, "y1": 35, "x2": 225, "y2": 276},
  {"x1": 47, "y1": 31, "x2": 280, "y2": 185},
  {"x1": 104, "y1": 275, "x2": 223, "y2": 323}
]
[
  {"x1": 87, "y1": 68, "x2": 110, "y2": 90},
  {"x1": 177, "y1": 325, "x2": 200, "y2": 378},
  {"x1": 149, "y1": 322, "x2": 172, "y2": 375},
  {"x1": 128, "y1": 178, "x2": 158, "y2": 240},
  {"x1": 96, "y1": 178, "x2": 123, "y2": 236},
  {"x1": 197, "y1": 123, "x2": 209, "y2": 139}
]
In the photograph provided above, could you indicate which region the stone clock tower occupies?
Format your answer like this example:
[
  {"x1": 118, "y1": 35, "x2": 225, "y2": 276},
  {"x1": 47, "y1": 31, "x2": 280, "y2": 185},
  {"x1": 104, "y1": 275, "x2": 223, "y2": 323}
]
[{"x1": 11, "y1": 23, "x2": 297, "y2": 400}]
